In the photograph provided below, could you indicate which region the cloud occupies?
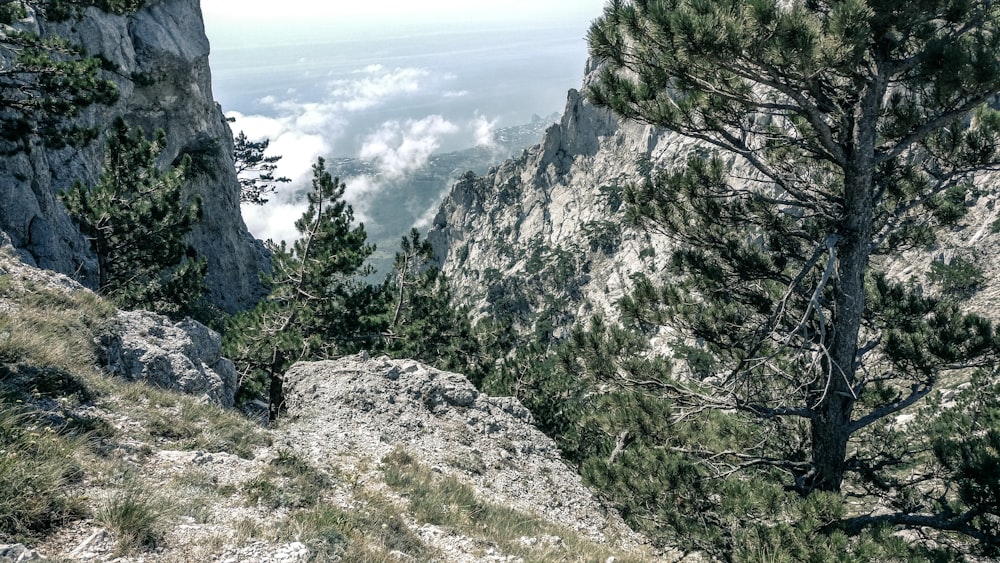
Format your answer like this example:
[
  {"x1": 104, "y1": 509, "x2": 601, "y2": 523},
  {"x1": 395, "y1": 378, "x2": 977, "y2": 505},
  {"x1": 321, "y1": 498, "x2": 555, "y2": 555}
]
[
  {"x1": 241, "y1": 170, "x2": 382, "y2": 247},
  {"x1": 332, "y1": 65, "x2": 431, "y2": 112},
  {"x1": 412, "y1": 194, "x2": 445, "y2": 230},
  {"x1": 228, "y1": 65, "x2": 438, "y2": 184},
  {"x1": 241, "y1": 199, "x2": 306, "y2": 247},
  {"x1": 227, "y1": 65, "x2": 486, "y2": 244},
  {"x1": 340, "y1": 175, "x2": 384, "y2": 223},
  {"x1": 359, "y1": 115, "x2": 459, "y2": 178},
  {"x1": 472, "y1": 113, "x2": 499, "y2": 148}
]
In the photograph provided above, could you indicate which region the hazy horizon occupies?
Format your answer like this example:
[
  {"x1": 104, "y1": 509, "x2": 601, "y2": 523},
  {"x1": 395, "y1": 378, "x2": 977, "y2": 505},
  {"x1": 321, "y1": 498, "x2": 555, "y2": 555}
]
[
  {"x1": 201, "y1": 4, "x2": 604, "y2": 246},
  {"x1": 201, "y1": 1, "x2": 605, "y2": 28}
]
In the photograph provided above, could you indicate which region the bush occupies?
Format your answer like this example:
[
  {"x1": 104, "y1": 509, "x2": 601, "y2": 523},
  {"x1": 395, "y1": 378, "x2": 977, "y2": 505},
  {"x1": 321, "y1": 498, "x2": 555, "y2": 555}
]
[{"x1": 927, "y1": 256, "x2": 985, "y2": 298}]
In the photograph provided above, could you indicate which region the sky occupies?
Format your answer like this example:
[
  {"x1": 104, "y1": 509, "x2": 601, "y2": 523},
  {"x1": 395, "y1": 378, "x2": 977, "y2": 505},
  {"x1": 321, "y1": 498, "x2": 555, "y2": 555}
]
[
  {"x1": 200, "y1": 1, "x2": 607, "y2": 245},
  {"x1": 201, "y1": 0, "x2": 606, "y2": 27}
]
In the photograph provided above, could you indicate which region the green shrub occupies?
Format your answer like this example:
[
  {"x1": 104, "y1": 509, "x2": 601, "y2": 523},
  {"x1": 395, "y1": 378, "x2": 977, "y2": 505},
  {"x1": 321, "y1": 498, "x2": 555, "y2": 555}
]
[{"x1": 927, "y1": 256, "x2": 985, "y2": 298}]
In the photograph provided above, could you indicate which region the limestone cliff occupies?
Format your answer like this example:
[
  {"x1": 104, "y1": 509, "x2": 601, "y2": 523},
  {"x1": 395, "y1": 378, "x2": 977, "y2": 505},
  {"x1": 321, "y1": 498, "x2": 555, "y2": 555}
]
[
  {"x1": 0, "y1": 0, "x2": 268, "y2": 312},
  {"x1": 429, "y1": 61, "x2": 684, "y2": 334},
  {"x1": 429, "y1": 61, "x2": 1000, "y2": 335}
]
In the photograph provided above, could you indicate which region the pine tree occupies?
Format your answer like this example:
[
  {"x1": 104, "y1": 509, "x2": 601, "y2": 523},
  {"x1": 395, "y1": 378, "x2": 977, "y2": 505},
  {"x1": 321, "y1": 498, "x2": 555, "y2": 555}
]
[
  {"x1": 586, "y1": 0, "x2": 1000, "y2": 550},
  {"x1": 59, "y1": 118, "x2": 205, "y2": 318},
  {"x1": 232, "y1": 130, "x2": 290, "y2": 205},
  {"x1": 377, "y1": 228, "x2": 477, "y2": 372},
  {"x1": 225, "y1": 158, "x2": 379, "y2": 420},
  {"x1": 0, "y1": 0, "x2": 143, "y2": 152}
]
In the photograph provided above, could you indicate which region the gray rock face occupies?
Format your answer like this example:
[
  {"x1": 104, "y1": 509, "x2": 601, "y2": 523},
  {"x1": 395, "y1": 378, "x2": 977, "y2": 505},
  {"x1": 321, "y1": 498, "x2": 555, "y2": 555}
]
[
  {"x1": 0, "y1": 544, "x2": 45, "y2": 562},
  {"x1": 0, "y1": 0, "x2": 268, "y2": 313},
  {"x1": 101, "y1": 310, "x2": 237, "y2": 407},
  {"x1": 429, "y1": 59, "x2": 1000, "y2": 337},
  {"x1": 281, "y1": 354, "x2": 641, "y2": 545},
  {"x1": 428, "y1": 62, "x2": 686, "y2": 333}
]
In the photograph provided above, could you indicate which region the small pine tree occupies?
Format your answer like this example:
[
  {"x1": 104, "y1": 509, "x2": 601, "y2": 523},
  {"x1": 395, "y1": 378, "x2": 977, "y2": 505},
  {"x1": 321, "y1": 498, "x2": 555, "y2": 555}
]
[
  {"x1": 232, "y1": 130, "x2": 290, "y2": 205},
  {"x1": 225, "y1": 158, "x2": 379, "y2": 420},
  {"x1": 377, "y1": 228, "x2": 477, "y2": 373},
  {"x1": 59, "y1": 118, "x2": 206, "y2": 318}
]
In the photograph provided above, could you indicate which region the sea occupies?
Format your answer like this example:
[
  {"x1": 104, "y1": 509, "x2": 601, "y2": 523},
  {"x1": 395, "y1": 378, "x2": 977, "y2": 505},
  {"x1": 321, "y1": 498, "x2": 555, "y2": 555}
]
[{"x1": 204, "y1": 16, "x2": 596, "y2": 270}]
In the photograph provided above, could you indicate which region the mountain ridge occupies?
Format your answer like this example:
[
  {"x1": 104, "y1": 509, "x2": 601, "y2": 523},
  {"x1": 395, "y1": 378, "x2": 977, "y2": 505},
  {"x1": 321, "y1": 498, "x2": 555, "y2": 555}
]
[{"x1": 429, "y1": 59, "x2": 1000, "y2": 338}]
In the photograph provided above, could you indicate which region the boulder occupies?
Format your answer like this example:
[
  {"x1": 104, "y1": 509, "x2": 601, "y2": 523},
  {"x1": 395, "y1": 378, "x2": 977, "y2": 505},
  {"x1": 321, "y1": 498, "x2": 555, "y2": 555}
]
[
  {"x1": 100, "y1": 310, "x2": 236, "y2": 407},
  {"x1": 281, "y1": 354, "x2": 641, "y2": 545},
  {"x1": 0, "y1": 544, "x2": 45, "y2": 562}
]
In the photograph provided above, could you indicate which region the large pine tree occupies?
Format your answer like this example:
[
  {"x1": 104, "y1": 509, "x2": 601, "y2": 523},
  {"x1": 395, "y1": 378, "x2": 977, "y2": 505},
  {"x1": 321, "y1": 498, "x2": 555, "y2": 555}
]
[
  {"x1": 59, "y1": 118, "x2": 205, "y2": 318},
  {"x1": 586, "y1": 0, "x2": 1000, "y2": 549}
]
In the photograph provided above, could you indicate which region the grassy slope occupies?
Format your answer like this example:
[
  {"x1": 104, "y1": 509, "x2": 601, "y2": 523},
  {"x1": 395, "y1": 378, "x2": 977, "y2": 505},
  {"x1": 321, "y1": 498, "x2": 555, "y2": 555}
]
[{"x1": 0, "y1": 249, "x2": 659, "y2": 561}]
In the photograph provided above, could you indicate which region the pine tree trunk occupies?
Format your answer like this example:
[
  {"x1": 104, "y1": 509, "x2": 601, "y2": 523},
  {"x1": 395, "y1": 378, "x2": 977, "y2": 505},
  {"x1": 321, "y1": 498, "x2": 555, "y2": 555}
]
[
  {"x1": 268, "y1": 350, "x2": 286, "y2": 423},
  {"x1": 808, "y1": 81, "x2": 882, "y2": 493},
  {"x1": 809, "y1": 186, "x2": 869, "y2": 490}
]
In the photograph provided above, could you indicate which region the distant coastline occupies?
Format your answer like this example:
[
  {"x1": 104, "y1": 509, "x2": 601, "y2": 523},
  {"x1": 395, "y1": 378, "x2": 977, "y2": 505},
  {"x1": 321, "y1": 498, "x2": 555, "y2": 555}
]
[{"x1": 204, "y1": 17, "x2": 590, "y2": 247}]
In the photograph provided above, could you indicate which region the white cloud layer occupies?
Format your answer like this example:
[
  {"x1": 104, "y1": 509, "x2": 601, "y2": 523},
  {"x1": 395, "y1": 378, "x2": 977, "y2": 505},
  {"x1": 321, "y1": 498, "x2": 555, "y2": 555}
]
[
  {"x1": 333, "y1": 65, "x2": 429, "y2": 112},
  {"x1": 472, "y1": 113, "x2": 499, "y2": 149},
  {"x1": 228, "y1": 65, "x2": 504, "y2": 245},
  {"x1": 228, "y1": 65, "x2": 438, "y2": 184},
  {"x1": 241, "y1": 198, "x2": 307, "y2": 248},
  {"x1": 360, "y1": 116, "x2": 460, "y2": 178}
]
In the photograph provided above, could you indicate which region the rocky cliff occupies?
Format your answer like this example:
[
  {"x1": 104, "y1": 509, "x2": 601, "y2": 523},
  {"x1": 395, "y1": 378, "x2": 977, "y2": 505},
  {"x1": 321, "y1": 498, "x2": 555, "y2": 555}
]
[
  {"x1": 428, "y1": 61, "x2": 685, "y2": 334},
  {"x1": 0, "y1": 0, "x2": 268, "y2": 312},
  {"x1": 429, "y1": 60, "x2": 1000, "y2": 334}
]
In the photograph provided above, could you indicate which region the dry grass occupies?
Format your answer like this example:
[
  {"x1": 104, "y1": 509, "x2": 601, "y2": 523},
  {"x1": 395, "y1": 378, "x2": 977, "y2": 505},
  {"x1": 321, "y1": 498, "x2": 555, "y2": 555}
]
[
  {"x1": 0, "y1": 406, "x2": 89, "y2": 543},
  {"x1": 95, "y1": 488, "x2": 164, "y2": 554},
  {"x1": 380, "y1": 446, "x2": 655, "y2": 562},
  {"x1": 0, "y1": 253, "x2": 655, "y2": 560}
]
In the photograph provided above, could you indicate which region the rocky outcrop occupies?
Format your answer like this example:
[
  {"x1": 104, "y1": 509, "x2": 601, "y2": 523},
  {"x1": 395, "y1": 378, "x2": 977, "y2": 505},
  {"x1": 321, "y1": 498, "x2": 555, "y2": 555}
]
[
  {"x1": 100, "y1": 310, "x2": 237, "y2": 408},
  {"x1": 428, "y1": 61, "x2": 688, "y2": 333},
  {"x1": 429, "y1": 60, "x2": 1000, "y2": 336},
  {"x1": 1, "y1": 242, "x2": 237, "y2": 407},
  {"x1": 281, "y1": 353, "x2": 642, "y2": 546},
  {"x1": 0, "y1": 544, "x2": 45, "y2": 562},
  {"x1": 0, "y1": 0, "x2": 268, "y2": 312}
]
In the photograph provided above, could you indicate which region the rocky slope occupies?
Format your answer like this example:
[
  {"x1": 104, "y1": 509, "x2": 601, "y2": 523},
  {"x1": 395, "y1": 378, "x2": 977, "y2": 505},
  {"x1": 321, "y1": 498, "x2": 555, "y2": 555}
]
[
  {"x1": 428, "y1": 60, "x2": 1000, "y2": 335},
  {"x1": 0, "y1": 0, "x2": 268, "y2": 312},
  {"x1": 428, "y1": 61, "x2": 688, "y2": 334},
  {"x1": 0, "y1": 248, "x2": 672, "y2": 562},
  {"x1": 281, "y1": 355, "x2": 643, "y2": 547}
]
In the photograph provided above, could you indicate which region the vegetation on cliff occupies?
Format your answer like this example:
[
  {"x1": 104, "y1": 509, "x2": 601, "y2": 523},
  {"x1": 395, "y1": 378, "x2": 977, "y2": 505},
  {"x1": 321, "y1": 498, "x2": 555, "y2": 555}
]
[
  {"x1": 60, "y1": 119, "x2": 207, "y2": 320},
  {"x1": 456, "y1": 0, "x2": 1000, "y2": 558},
  {"x1": 0, "y1": 0, "x2": 146, "y2": 152}
]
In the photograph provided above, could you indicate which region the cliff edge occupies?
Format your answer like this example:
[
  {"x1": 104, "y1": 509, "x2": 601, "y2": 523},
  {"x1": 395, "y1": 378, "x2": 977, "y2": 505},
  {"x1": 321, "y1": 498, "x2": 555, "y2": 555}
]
[{"x1": 0, "y1": 0, "x2": 268, "y2": 312}]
